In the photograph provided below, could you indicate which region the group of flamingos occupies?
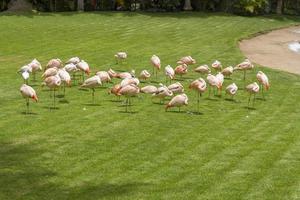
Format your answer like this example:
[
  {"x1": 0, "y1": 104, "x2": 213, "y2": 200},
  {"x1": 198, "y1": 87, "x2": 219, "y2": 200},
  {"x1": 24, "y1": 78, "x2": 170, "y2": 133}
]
[{"x1": 19, "y1": 52, "x2": 270, "y2": 113}]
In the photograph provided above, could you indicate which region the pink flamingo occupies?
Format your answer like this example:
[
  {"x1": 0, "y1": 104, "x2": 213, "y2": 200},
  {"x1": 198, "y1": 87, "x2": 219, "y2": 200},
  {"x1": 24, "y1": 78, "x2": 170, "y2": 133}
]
[
  {"x1": 76, "y1": 60, "x2": 90, "y2": 82},
  {"x1": 81, "y1": 75, "x2": 102, "y2": 104},
  {"x1": 96, "y1": 71, "x2": 112, "y2": 84},
  {"x1": 165, "y1": 65, "x2": 175, "y2": 84},
  {"x1": 234, "y1": 59, "x2": 254, "y2": 87},
  {"x1": 152, "y1": 84, "x2": 173, "y2": 104},
  {"x1": 194, "y1": 64, "x2": 211, "y2": 75},
  {"x1": 256, "y1": 71, "x2": 270, "y2": 99},
  {"x1": 189, "y1": 78, "x2": 206, "y2": 112},
  {"x1": 225, "y1": 83, "x2": 238, "y2": 100},
  {"x1": 28, "y1": 59, "x2": 42, "y2": 81},
  {"x1": 117, "y1": 84, "x2": 140, "y2": 112},
  {"x1": 211, "y1": 60, "x2": 222, "y2": 71},
  {"x1": 175, "y1": 64, "x2": 188, "y2": 78},
  {"x1": 66, "y1": 57, "x2": 80, "y2": 65},
  {"x1": 221, "y1": 66, "x2": 234, "y2": 78},
  {"x1": 246, "y1": 82, "x2": 260, "y2": 107},
  {"x1": 177, "y1": 56, "x2": 196, "y2": 65},
  {"x1": 46, "y1": 58, "x2": 62, "y2": 70},
  {"x1": 139, "y1": 70, "x2": 151, "y2": 81},
  {"x1": 20, "y1": 84, "x2": 38, "y2": 114},
  {"x1": 140, "y1": 85, "x2": 158, "y2": 94},
  {"x1": 167, "y1": 82, "x2": 184, "y2": 94},
  {"x1": 42, "y1": 75, "x2": 61, "y2": 108},
  {"x1": 150, "y1": 55, "x2": 161, "y2": 78},
  {"x1": 115, "y1": 52, "x2": 127, "y2": 64},
  {"x1": 42, "y1": 67, "x2": 58, "y2": 79},
  {"x1": 165, "y1": 93, "x2": 188, "y2": 112}
]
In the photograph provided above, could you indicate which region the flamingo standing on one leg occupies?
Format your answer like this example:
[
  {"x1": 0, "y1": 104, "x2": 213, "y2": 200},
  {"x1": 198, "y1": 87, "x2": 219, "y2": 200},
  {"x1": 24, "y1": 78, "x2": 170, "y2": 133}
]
[
  {"x1": 140, "y1": 85, "x2": 158, "y2": 94},
  {"x1": 58, "y1": 68, "x2": 71, "y2": 96},
  {"x1": 18, "y1": 65, "x2": 32, "y2": 84},
  {"x1": 225, "y1": 83, "x2": 238, "y2": 100},
  {"x1": 150, "y1": 55, "x2": 161, "y2": 79},
  {"x1": 189, "y1": 78, "x2": 206, "y2": 112},
  {"x1": 28, "y1": 59, "x2": 42, "y2": 81},
  {"x1": 46, "y1": 58, "x2": 63, "y2": 70},
  {"x1": 42, "y1": 67, "x2": 58, "y2": 79},
  {"x1": 117, "y1": 84, "x2": 140, "y2": 112},
  {"x1": 66, "y1": 57, "x2": 81, "y2": 65},
  {"x1": 76, "y1": 60, "x2": 90, "y2": 82},
  {"x1": 234, "y1": 59, "x2": 254, "y2": 88},
  {"x1": 246, "y1": 82, "x2": 260, "y2": 108},
  {"x1": 216, "y1": 72, "x2": 224, "y2": 96},
  {"x1": 96, "y1": 71, "x2": 112, "y2": 85},
  {"x1": 81, "y1": 75, "x2": 102, "y2": 104},
  {"x1": 64, "y1": 63, "x2": 79, "y2": 85},
  {"x1": 20, "y1": 84, "x2": 38, "y2": 114},
  {"x1": 165, "y1": 93, "x2": 188, "y2": 112},
  {"x1": 109, "y1": 83, "x2": 122, "y2": 101},
  {"x1": 256, "y1": 71, "x2": 270, "y2": 100},
  {"x1": 165, "y1": 65, "x2": 175, "y2": 84}
]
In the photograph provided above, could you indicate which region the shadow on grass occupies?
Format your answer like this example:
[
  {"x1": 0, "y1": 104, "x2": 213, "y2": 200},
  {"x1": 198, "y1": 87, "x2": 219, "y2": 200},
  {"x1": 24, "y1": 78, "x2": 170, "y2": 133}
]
[
  {"x1": 21, "y1": 111, "x2": 38, "y2": 115},
  {"x1": 59, "y1": 99, "x2": 70, "y2": 104},
  {"x1": 187, "y1": 111, "x2": 204, "y2": 115},
  {"x1": 42, "y1": 106, "x2": 59, "y2": 110},
  {"x1": 0, "y1": 142, "x2": 151, "y2": 199},
  {"x1": 118, "y1": 111, "x2": 138, "y2": 114},
  {"x1": 225, "y1": 98, "x2": 239, "y2": 103},
  {"x1": 56, "y1": 94, "x2": 65, "y2": 98},
  {"x1": 82, "y1": 103, "x2": 101, "y2": 106},
  {"x1": 244, "y1": 106, "x2": 256, "y2": 110}
]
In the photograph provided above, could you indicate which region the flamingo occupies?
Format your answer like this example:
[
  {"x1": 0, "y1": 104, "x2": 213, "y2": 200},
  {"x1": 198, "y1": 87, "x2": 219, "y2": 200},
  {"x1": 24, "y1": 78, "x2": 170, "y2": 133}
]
[
  {"x1": 115, "y1": 52, "x2": 127, "y2": 64},
  {"x1": 234, "y1": 59, "x2": 254, "y2": 87},
  {"x1": 175, "y1": 64, "x2": 188, "y2": 78},
  {"x1": 42, "y1": 75, "x2": 61, "y2": 108},
  {"x1": 109, "y1": 83, "x2": 122, "y2": 101},
  {"x1": 42, "y1": 67, "x2": 58, "y2": 79},
  {"x1": 256, "y1": 71, "x2": 270, "y2": 99},
  {"x1": 140, "y1": 85, "x2": 158, "y2": 94},
  {"x1": 58, "y1": 69, "x2": 71, "y2": 96},
  {"x1": 165, "y1": 65, "x2": 175, "y2": 84},
  {"x1": 189, "y1": 78, "x2": 206, "y2": 112},
  {"x1": 81, "y1": 75, "x2": 102, "y2": 104},
  {"x1": 177, "y1": 56, "x2": 196, "y2": 65},
  {"x1": 139, "y1": 70, "x2": 151, "y2": 81},
  {"x1": 194, "y1": 65, "x2": 211, "y2": 75},
  {"x1": 117, "y1": 84, "x2": 140, "y2": 112},
  {"x1": 168, "y1": 82, "x2": 184, "y2": 94},
  {"x1": 225, "y1": 83, "x2": 238, "y2": 100},
  {"x1": 46, "y1": 58, "x2": 62, "y2": 69},
  {"x1": 64, "y1": 63, "x2": 79, "y2": 85},
  {"x1": 211, "y1": 60, "x2": 222, "y2": 71},
  {"x1": 165, "y1": 93, "x2": 188, "y2": 112},
  {"x1": 76, "y1": 60, "x2": 90, "y2": 82},
  {"x1": 150, "y1": 55, "x2": 161, "y2": 78},
  {"x1": 221, "y1": 66, "x2": 234, "y2": 78},
  {"x1": 207, "y1": 74, "x2": 220, "y2": 97},
  {"x1": 216, "y1": 72, "x2": 224, "y2": 96},
  {"x1": 152, "y1": 84, "x2": 173, "y2": 104},
  {"x1": 20, "y1": 84, "x2": 38, "y2": 114},
  {"x1": 120, "y1": 77, "x2": 140, "y2": 88},
  {"x1": 66, "y1": 57, "x2": 80, "y2": 65},
  {"x1": 18, "y1": 65, "x2": 32, "y2": 84},
  {"x1": 246, "y1": 82, "x2": 260, "y2": 107},
  {"x1": 110, "y1": 70, "x2": 135, "y2": 79},
  {"x1": 108, "y1": 68, "x2": 117, "y2": 79},
  {"x1": 96, "y1": 71, "x2": 112, "y2": 84},
  {"x1": 28, "y1": 59, "x2": 42, "y2": 81}
]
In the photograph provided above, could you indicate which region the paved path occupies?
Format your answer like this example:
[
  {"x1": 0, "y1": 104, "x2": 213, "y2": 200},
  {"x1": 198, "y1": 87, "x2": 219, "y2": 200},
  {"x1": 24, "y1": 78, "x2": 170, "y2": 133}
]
[{"x1": 240, "y1": 26, "x2": 300, "y2": 74}]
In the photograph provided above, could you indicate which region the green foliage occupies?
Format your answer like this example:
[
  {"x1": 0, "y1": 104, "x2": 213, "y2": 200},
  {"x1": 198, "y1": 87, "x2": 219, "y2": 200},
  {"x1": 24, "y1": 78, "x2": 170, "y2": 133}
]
[{"x1": 234, "y1": 0, "x2": 268, "y2": 15}]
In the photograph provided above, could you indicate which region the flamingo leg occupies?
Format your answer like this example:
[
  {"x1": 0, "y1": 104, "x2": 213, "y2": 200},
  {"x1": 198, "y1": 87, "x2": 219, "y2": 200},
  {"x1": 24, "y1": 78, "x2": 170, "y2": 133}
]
[
  {"x1": 53, "y1": 89, "x2": 56, "y2": 108},
  {"x1": 248, "y1": 94, "x2": 251, "y2": 107},
  {"x1": 261, "y1": 84, "x2": 265, "y2": 100},
  {"x1": 63, "y1": 82, "x2": 66, "y2": 97},
  {"x1": 197, "y1": 92, "x2": 200, "y2": 113},
  {"x1": 125, "y1": 98, "x2": 128, "y2": 112},
  {"x1": 92, "y1": 88, "x2": 95, "y2": 104},
  {"x1": 179, "y1": 106, "x2": 181, "y2": 112},
  {"x1": 33, "y1": 73, "x2": 36, "y2": 82},
  {"x1": 253, "y1": 94, "x2": 256, "y2": 107},
  {"x1": 26, "y1": 98, "x2": 29, "y2": 114},
  {"x1": 209, "y1": 85, "x2": 211, "y2": 97},
  {"x1": 243, "y1": 70, "x2": 246, "y2": 89}
]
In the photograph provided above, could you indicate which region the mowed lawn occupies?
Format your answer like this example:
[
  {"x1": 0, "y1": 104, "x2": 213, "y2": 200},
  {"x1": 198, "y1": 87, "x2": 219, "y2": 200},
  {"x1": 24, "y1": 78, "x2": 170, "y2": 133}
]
[{"x1": 1, "y1": 12, "x2": 300, "y2": 200}]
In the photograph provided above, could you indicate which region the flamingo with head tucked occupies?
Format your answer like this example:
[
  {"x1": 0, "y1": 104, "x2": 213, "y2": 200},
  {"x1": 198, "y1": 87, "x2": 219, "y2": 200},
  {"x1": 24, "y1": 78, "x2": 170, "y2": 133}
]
[
  {"x1": 152, "y1": 84, "x2": 173, "y2": 104},
  {"x1": 58, "y1": 68, "x2": 71, "y2": 96},
  {"x1": 189, "y1": 78, "x2": 206, "y2": 112},
  {"x1": 177, "y1": 56, "x2": 196, "y2": 65},
  {"x1": 256, "y1": 71, "x2": 270, "y2": 99},
  {"x1": 234, "y1": 59, "x2": 254, "y2": 88},
  {"x1": 76, "y1": 60, "x2": 90, "y2": 82},
  {"x1": 212, "y1": 60, "x2": 222, "y2": 71},
  {"x1": 194, "y1": 64, "x2": 211, "y2": 75},
  {"x1": 150, "y1": 55, "x2": 161, "y2": 78},
  {"x1": 221, "y1": 66, "x2": 234, "y2": 78},
  {"x1": 115, "y1": 52, "x2": 127, "y2": 64},
  {"x1": 168, "y1": 82, "x2": 184, "y2": 94},
  {"x1": 20, "y1": 84, "x2": 38, "y2": 114},
  {"x1": 140, "y1": 85, "x2": 158, "y2": 94},
  {"x1": 18, "y1": 65, "x2": 32, "y2": 84},
  {"x1": 139, "y1": 70, "x2": 151, "y2": 81},
  {"x1": 42, "y1": 75, "x2": 61, "y2": 108},
  {"x1": 46, "y1": 58, "x2": 62, "y2": 70},
  {"x1": 165, "y1": 65, "x2": 175, "y2": 84},
  {"x1": 96, "y1": 71, "x2": 112, "y2": 84},
  {"x1": 225, "y1": 83, "x2": 238, "y2": 100},
  {"x1": 66, "y1": 57, "x2": 81, "y2": 65},
  {"x1": 28, "y1": 59, "x2": 42, "y2": 81},
  {"x1": 175, "y1": 64, "x2": 188, "y2": 78}
]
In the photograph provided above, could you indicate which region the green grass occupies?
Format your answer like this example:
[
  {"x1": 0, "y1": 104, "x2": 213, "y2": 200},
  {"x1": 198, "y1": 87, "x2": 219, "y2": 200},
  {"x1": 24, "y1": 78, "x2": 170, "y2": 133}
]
[{"x1": 1, "y1": 12, "x2": 300, "y2": 200}]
